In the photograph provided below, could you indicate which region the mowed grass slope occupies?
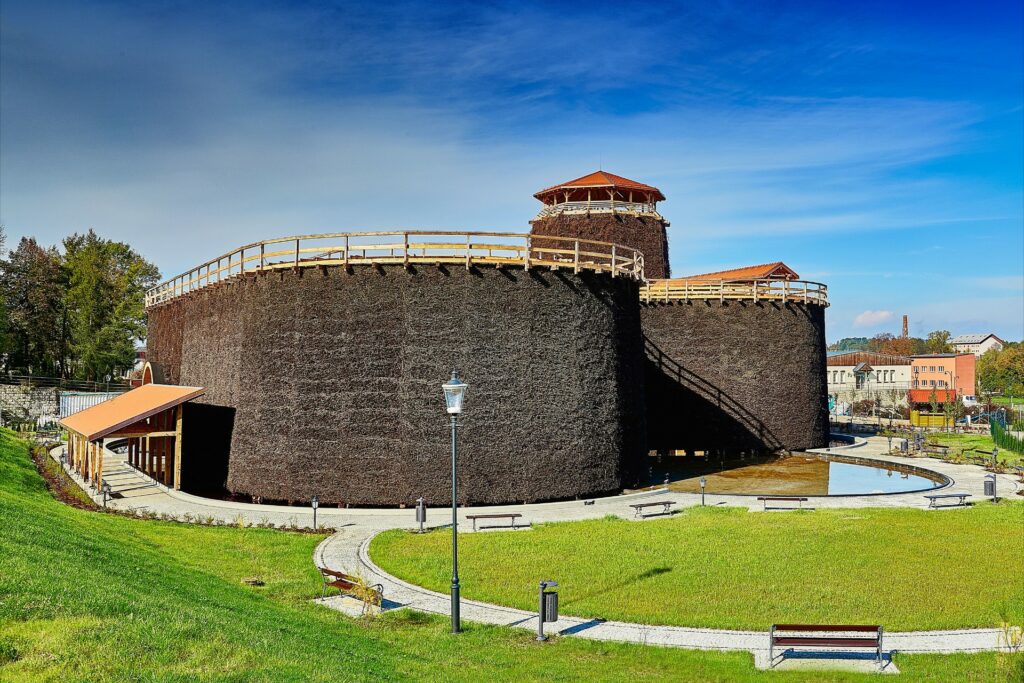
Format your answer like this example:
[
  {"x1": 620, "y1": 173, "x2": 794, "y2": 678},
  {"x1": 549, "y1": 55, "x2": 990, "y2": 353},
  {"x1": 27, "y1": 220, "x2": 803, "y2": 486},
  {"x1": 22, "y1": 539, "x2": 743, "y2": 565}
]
[
  {"x1": 0, "y1": 430, "x2": 1018, "y2": 682},
  {"x1": 372, "y1": 504, "x2": 1024, "y2": 632}
]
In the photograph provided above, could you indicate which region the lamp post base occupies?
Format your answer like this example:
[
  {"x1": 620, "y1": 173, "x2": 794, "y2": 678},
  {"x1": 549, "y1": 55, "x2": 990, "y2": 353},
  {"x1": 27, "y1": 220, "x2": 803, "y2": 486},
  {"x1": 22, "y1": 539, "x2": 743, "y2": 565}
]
[{"x1": 451, "y1": 582, "x2": 461, "y2": 633}]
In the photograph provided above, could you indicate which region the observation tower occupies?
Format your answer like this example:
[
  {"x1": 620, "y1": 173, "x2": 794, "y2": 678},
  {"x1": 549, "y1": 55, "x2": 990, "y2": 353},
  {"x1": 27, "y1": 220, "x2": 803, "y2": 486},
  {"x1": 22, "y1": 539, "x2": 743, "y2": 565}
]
[{"x1": 530, "y1": 171, "x2": 671, "y2": 278}]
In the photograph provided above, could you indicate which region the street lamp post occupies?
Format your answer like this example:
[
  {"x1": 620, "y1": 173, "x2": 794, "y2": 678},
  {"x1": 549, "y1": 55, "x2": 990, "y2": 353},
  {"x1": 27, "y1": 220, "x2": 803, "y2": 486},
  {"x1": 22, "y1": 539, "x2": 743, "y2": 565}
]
[
  {"x1": 311, "y1": 495, "x2": 319, "y2": 530},
  {"x1": 442, "y1": 370, "x2": 468, "y2": 634},
  {"x1": 699, "y1": 477, "x2": 707, "y2": 506}
]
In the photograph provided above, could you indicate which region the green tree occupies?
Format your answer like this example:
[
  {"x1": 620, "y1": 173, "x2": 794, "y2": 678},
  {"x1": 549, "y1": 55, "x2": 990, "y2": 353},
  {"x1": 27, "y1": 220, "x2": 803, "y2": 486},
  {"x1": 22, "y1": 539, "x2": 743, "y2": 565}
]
[
  {"x1": 925, "y1": 330, "x2": 952, "y2": 354},
  {"x1": 0, "y1": 226, "x2": 8, "y2": 360},
  {"x1": 0, "y1": 237, "x2": 68, "y2": 375},
  {"x1": 978, "y1": 346, "x2": 1024, "y2": 398},
  {"x1": 928, "y1": 389, "x2": 941, "y2": 417},
  {"x1": 828, "y1": 337, "x2": 869, "y2": 352},
  {"x1": 62, "y1": 230, "x2": 160, "y2": 381}
]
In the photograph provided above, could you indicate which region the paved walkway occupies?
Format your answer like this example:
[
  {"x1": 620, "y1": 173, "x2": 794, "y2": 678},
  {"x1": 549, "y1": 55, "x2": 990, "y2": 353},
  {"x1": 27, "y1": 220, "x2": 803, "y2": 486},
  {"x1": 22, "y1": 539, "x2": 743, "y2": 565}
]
[{"x1": 50, "y1": 437, "x2": 1021, "y2": 666}]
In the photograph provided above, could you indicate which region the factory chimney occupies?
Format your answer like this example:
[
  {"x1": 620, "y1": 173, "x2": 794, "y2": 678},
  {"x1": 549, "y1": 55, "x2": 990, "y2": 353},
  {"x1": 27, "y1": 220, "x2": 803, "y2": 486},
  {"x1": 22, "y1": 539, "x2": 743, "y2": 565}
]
[{"x1": 902, "y1": 315, "x2": 908, "y2": 338}]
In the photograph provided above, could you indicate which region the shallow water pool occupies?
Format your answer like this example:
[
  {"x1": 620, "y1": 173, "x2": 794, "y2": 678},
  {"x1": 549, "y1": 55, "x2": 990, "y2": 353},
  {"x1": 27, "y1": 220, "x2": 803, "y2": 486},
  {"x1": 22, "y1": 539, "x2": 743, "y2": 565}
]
[{"x1": 662, "y1": 454, "x2": 944, "y2": 497}]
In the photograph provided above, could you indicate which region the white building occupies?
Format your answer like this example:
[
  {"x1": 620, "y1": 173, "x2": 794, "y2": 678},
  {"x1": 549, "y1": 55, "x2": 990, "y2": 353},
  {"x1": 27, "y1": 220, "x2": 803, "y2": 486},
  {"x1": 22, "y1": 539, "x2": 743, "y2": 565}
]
[
  {"x1": 826, "y1": 351, "x2": 911, "y2": 416},
  {"x1": 950, "y1": 333, "x2": 1005, "y2": 357}
]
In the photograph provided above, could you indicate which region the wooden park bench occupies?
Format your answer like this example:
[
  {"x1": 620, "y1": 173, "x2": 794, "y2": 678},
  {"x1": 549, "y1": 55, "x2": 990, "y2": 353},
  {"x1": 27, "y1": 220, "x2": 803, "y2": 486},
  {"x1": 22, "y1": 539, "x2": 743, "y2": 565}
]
[
  {"x1": 924, "y1": 492, "x2": 971, "y2": 508},
  {"x1": 465, "y1": 512, "x2": 522, "y2": 531},
  {"x1": 757, "y1": 496, "x2": 809, "y2": 510},
  {"x1": 629, "y1": 500, "x2": 675, "y2": 518},
  {"x1": 769, "y1": 624, "x2": 883, "y2": 666},
  {"x1": 318, "y1": 567, "x2": 383, "y2": 614}
]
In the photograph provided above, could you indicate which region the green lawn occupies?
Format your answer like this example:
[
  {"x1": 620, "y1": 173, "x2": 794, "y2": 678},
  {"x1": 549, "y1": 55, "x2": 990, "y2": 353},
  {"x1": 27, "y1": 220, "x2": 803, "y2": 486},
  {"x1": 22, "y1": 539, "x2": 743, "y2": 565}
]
[
  {"x1": 925, "y1": 432, "x2": 1023, "y2": 467},
  {"x1": 372, "y1": 506, "x2": 1024, "y2": 633},
  {"x1": 0, "y1": 430, "x2": 1020, "y2": 682}
]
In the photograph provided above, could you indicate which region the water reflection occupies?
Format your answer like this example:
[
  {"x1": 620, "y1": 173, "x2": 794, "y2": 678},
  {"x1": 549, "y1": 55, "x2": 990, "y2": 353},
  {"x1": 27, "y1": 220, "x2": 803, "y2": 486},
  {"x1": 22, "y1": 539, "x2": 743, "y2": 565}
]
[{"x1": 648, "y1": 454, "x2": 942, "y2": 496}]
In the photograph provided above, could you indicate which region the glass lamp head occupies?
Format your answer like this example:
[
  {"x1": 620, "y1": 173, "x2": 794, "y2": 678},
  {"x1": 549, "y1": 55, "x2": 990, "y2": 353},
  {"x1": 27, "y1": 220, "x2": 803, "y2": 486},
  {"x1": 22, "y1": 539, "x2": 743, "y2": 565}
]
[{"x1": 442, "y1": 370, "x2": 468, "y2": 415}]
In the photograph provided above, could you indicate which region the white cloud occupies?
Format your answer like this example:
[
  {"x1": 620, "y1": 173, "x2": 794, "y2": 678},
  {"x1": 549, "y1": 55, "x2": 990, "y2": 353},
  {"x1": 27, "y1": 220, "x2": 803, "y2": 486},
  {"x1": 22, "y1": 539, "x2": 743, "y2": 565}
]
[{"x1": 853, "y1": 310, "x2": 895, "y2": 328}]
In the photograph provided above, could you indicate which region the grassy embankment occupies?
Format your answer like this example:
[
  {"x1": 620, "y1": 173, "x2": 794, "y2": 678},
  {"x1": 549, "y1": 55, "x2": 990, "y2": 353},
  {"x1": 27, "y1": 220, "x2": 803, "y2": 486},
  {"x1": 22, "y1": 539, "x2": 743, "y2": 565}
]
[
  {"x1": 924, "y1": 432, "x2": 1023, "y2": 467},
  {"x1": 0, "y1": 429, "x2": 1020, "y2": 681},
  {"x1": 372, "y1": 506, "x2": 1024, "y2": 633}
]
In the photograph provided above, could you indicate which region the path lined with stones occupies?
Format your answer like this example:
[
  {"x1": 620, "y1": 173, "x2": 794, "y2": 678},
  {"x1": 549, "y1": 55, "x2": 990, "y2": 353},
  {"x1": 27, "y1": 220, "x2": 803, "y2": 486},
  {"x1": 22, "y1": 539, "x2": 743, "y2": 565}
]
[{"x1": 50, "y1": 436, "x2": 1020, "y2": 667}]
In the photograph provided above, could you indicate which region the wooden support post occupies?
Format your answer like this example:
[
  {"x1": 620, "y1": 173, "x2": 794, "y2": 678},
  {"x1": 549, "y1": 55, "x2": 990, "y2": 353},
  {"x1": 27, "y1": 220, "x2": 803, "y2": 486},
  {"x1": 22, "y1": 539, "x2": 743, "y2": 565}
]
[
  {"x1": 524, "y1": 236, "x2": 531, "y2": 271},
  {"x1": 343, "y1": 235, "x2": 349, "y2": 268},
  {"x1": 97, "y1": 441, "x2": 104, "y2": 489},
  {"x1": 574, "y1": 240, "x2": 580, "y2": 273},
  {"x1": 259, "y1": 243, "x2": 265, "y2": 271},
  {"x1": 465, "y1": 234, "x2": 471, "y2": 271},
  {"x1": 294, "y1": 239, "x2": 300, "y2": 269},
  {"x1": 145, "y1": 436, "x2": 151, "y2": 478},
  {"x1": 611, "y1": 244, "x2": 617, "y2": 277},
  {"x1": 173, "y1": 405, "x2": 183, "y2": 490}
]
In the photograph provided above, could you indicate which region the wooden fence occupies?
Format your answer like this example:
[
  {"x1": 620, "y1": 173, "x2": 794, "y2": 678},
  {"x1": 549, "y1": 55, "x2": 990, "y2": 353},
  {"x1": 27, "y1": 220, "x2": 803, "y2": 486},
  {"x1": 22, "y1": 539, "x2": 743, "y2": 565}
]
[
  {"x1": 640, "y1": 278, "x2": 829, "y2": 306},
  {"x1": 146, "y1": 231, "x2": 645, "y2": 307}
]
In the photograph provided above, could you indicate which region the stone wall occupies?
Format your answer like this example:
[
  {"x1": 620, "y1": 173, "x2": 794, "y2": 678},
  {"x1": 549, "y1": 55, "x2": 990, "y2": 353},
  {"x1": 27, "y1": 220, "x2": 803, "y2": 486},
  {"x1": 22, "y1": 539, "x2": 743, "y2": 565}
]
[
  {"x1": 640, "y1": 300, "x2": 828, "y2": 454},
  {"x1": 530, "y1": 213, "x2": 671, "y2": 279},
  {"x1": 147, "y1": 265, "x2": 647, "y2": 506}
]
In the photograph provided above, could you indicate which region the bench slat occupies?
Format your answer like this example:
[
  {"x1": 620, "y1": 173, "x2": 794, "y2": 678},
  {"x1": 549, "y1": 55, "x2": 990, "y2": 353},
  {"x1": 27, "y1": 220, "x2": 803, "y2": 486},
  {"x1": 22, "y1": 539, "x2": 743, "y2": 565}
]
[
  {"x1": 466, "y1": 513, "x2": 522, "y2": 519},
  {"x1": 773, "y1": 624, "x2": 880, "y2": 632},
  {"x1": 773, "y1": 637, "x2": 879, "y2": 648}
]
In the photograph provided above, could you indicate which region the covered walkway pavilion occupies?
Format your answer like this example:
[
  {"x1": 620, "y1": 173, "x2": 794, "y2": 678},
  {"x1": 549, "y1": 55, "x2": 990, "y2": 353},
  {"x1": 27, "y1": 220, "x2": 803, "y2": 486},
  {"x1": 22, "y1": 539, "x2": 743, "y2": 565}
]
[{"x1": 59, "y1": 383, "x2": 204, "y2": 491}]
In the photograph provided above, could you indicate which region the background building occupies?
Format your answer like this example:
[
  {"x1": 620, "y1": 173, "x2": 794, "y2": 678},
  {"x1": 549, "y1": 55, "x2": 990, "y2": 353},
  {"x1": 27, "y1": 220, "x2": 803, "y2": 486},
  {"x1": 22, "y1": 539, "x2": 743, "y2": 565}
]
[
  {"x1": 950, "y1": 333, "x2": 1004, "y2": 357},
  {"x1": 910, "y1": 353, "x2": 977, "y2": 405},
  {"x1": 826, "y1": 351, "x2": 911, "y2": 416}
]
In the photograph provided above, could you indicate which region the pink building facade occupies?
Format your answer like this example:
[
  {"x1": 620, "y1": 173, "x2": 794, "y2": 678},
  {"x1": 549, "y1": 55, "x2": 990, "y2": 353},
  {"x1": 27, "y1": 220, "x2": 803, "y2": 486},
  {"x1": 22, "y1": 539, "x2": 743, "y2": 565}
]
[{"x1": 910, "y1": 354, "x2": 977, "y2": 404}]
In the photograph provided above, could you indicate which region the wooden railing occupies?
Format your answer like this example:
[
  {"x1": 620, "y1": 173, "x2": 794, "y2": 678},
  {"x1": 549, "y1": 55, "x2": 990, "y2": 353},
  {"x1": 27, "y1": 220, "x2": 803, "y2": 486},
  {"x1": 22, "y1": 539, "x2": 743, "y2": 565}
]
[
  {"x1": 146, "y1": 231, "x2": 645, "y2": 307},
  {"x1": 640, "y1": 278, "x2": 829, "y2": 306},
  {"x1": 534, "y1": 200, "x2": 662, "y2": 219}
]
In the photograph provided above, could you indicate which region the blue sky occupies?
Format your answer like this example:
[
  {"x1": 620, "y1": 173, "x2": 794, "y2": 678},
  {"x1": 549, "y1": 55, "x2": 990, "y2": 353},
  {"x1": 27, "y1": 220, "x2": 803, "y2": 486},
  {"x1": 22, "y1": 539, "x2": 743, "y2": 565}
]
[{"x1": 2, "y1": 0, "x2": 1021, "y2": 341}]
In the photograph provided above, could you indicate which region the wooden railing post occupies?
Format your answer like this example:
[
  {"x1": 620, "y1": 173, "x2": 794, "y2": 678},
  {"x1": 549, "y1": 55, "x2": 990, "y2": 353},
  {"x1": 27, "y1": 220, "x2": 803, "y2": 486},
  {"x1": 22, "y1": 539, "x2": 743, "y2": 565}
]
[
  {"x1": 465, "y1": 233, "x2": 471, "y2": 270},
  {"x1": 294, "y1": 239, "x2": 300, "y2": 269},
  {"x1": 344, "y1": 235, "x2": 349, "y2": 268},
  {"x1": 574, "y1": 240, "x2": 580, "y2": 274},
  {"x1": 611, "y1": 244, "x2": 617, "y2": 277},
  {"x1": 403, "y1": 232, "x2": 410, "y2": 269},
  {"x1": 524, "y1": 235, "x2": 531, "y2": 271},
  {"x1": 259, "y1": 243, "x2": 265, "y2": 271}
]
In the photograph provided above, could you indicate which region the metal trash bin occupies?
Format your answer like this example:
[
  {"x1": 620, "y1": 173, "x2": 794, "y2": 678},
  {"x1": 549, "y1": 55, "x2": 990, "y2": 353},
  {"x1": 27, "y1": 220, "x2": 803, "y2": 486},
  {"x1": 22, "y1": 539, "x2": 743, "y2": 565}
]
[
  {"x1": 536, "y1": 580, "x2": 559, "y2": 640},
  {"x1": 543, "y1": 590, "x2": 559, "y2": 623},
  {"x1": 415, "y1": 497, "x2": 426, "y2": 532}
]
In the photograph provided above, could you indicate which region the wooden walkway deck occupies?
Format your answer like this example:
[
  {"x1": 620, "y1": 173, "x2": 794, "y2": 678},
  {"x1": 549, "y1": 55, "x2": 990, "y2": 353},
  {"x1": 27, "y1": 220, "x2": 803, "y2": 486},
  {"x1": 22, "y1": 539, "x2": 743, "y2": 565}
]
[
  {"x1": 641, "y1": 279, "x2": 829, "y2": 307},
  {"x1": 145, "y1": 231, "x2": 645, "y2": 307}
]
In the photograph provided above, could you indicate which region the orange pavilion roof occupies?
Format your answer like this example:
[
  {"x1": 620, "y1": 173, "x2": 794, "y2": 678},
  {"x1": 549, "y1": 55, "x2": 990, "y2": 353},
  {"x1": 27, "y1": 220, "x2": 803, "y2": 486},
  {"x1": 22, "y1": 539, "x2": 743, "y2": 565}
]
[
  {"x1": 60, "y1": 383, "x2": 205, "y2": 441},
  {"x1": 534, "y1": 171, "x2": 665, "y2": 203}
]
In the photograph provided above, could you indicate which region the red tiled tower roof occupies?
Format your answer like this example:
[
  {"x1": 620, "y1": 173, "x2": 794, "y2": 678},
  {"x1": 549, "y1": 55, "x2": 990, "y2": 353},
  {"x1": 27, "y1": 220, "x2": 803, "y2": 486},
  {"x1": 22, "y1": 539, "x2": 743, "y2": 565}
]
[{"x1": 534, "y1": 171, "x2": 666, "y2": 204}]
